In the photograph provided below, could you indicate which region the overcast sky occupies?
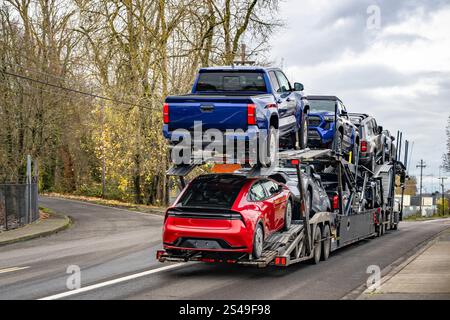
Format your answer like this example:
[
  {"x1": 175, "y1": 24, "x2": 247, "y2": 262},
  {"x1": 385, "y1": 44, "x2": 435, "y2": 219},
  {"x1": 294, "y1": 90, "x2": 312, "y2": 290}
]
[{"x1": 268, "y1": 0, "x2": 450, "y2": 193}]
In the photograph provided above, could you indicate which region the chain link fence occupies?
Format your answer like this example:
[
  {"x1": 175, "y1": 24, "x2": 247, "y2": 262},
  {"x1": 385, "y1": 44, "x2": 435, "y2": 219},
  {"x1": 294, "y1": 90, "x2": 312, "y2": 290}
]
[{"x1": 0, "y1": 183, "x2": 39, "y2": 231}]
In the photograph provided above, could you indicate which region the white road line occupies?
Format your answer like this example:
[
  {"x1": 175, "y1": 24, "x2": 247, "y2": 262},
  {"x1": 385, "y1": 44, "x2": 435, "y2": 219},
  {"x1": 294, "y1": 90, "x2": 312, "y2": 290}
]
[
  {"x1": 0, "y1": 266, "x2": 30, "y2": 274},
  {"x1": 38, "y1": 263, "x2": 184, "y2": 300}
]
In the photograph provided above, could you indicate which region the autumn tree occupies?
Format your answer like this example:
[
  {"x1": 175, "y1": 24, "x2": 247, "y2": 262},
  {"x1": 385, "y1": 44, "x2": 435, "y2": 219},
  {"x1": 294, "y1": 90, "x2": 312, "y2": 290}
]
[{"x1": 0, "y1": 0, "x2": 282, "y2": 205}]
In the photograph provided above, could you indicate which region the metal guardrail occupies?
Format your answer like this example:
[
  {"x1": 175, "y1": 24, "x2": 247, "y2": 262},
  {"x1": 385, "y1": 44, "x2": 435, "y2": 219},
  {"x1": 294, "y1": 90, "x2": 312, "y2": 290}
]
[{"x1": 0, "y1": 183, "x2": 39, "y2": 231}]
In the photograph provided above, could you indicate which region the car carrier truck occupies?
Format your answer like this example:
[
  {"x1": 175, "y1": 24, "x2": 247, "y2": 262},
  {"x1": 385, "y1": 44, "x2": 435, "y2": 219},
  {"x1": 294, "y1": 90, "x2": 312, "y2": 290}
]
[{"x1": 157, "y1": 145, "x2": 407, "y2": 267}]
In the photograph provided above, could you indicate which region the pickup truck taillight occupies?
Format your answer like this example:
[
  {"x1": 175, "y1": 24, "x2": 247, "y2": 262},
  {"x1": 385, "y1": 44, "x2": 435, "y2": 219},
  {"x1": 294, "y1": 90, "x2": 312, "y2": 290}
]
[
  {"x1": 247, "y1": 104, "x2": 256, "y2": 125},
  {"x1": 361, "y1": 141, "x2": 368, "y2": 152},
  {"x1": 163, "y1": 103, "x2": 169, "y2": 124}
]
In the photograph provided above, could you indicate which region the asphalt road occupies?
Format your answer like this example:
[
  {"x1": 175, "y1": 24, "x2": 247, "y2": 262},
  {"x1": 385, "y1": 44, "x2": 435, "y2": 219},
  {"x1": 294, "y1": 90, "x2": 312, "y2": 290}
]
[{"x1": 0, "y1": 196, "x2": 448, "y2": 300}]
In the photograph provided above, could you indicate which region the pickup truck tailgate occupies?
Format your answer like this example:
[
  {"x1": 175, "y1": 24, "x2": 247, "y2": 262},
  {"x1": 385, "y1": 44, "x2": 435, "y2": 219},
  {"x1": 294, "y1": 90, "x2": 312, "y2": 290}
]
[{"x1": 166, "y1": 96, "x2": 252, "y2": 131}]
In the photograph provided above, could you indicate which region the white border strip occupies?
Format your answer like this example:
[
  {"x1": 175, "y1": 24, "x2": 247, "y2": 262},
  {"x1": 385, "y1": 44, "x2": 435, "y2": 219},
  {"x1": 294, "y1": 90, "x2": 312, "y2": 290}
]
[
  {"x1": 0, "y1": 266, "x2": 30, "y2": 274},
  {"x1": 38, "y1": 263, "x2": 184, "y2": 300}
]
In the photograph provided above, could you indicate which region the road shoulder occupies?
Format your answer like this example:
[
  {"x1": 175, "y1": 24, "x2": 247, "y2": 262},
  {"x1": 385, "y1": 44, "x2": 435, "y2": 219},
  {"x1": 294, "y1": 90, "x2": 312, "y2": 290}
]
[
  {"x1": 358, "y1": 226, "x2": 450, "y2": 300},
  {"x1": 0, "y1": 211, "x2": 71, "y2": 246}
]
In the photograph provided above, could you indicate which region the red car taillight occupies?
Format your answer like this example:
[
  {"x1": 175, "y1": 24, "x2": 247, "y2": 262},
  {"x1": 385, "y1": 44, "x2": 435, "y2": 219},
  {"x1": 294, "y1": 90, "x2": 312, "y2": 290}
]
[
  {"x1": 247, "y1": 104, "x2": 256, "y2": 125},
  {"x1": 163, "y1": 103, "x2": 169, "y2": 124},
  {"x1": 361, "y1": 141, "x2": 368, "y2": 152},
  {"x1": 332, "y1": 194, "x2": 339, "y2": 210}
]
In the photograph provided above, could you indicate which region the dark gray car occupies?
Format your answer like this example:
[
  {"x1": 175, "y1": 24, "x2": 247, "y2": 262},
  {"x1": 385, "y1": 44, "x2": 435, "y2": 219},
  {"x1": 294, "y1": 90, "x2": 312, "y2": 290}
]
[
  {"x1": 381, "y1": 129, "x2": 397, "y2": 162},
  {"x1": 349, "y1": 113, "x2": 384, "y2": 172},
  {"x1": 268, "y1": 166, "x2": 331, "y2": 218}
]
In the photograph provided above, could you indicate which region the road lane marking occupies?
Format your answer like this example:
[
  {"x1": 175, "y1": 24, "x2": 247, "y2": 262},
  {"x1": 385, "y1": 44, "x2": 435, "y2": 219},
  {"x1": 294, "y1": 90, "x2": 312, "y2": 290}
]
[
  {"x1": 38, "y1": 263, "x2": 185, "y2": 300},
  {"x1": 0, "y1": 266, "x2": 30, "y2": 274}
]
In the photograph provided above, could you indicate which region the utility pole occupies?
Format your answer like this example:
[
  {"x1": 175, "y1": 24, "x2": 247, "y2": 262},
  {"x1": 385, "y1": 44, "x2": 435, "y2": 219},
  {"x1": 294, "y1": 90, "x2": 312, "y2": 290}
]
[
  {"x1": 438, "y1": 177, "x2": 448, "y2": 215},
  {"x1": 234, "y1": 43, "x2": 255, "y2": 66},
  {"x1": 240, "y1": 44, "x2": 246, "y2": 64},
  {"x1": 416, "y1": 160, "x2": 427, "y2": 216}
]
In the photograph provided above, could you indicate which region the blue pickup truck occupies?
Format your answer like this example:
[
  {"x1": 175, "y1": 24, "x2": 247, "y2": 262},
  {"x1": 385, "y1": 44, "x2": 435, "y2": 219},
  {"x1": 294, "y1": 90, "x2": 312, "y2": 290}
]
[
  {"x1": 306, "y1": 95, "x2": 359, "y2": 162},
  {"x1": 163, "y1": 66, "x2": 309, "y2": 167}
]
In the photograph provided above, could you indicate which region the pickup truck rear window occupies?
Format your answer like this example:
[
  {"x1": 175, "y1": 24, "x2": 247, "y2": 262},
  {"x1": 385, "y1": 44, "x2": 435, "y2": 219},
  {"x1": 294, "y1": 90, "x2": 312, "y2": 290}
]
[
  {"x1": 176, "y1": 175, "x2": 247, "y2": 209},
  {"x1": 195, "y1": 72, "x2": 267, "y2": 93}
]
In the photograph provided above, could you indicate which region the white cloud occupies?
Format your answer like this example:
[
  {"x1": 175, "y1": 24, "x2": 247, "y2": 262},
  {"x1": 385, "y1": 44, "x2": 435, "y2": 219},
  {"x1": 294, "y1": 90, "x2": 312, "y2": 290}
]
[{"x1": 269, "y1": 0, "x2": 450, "y2": 191}]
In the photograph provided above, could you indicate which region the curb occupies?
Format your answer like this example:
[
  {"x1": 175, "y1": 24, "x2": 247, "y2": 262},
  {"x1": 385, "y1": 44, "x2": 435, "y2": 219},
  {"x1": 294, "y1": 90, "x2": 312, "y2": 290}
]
[
  {"x1": 341, "y1": 225, "x2": 450, "y2": 300},
  {"x1": 0, "y1": 213, "x2": 72, "y2": 247}
]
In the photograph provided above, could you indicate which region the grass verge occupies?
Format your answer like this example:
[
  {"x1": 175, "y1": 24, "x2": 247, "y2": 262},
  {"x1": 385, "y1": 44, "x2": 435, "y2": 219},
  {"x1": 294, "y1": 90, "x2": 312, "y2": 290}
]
[{"x1": 404, "y1": 214, "x2": 450, "y2": 221}]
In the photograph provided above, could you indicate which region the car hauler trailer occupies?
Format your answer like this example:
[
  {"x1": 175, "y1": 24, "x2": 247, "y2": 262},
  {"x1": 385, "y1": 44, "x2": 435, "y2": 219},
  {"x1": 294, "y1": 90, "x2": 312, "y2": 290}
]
[{"x1": 157, "y1": 148, "x2": 406, "y2": 267}]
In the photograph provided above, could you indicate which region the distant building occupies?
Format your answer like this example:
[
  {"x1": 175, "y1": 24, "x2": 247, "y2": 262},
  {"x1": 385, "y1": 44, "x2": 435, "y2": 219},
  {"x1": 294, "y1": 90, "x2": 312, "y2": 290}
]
[{"x1": 395, "y1": 193, "x2": 438, "y2": 217}]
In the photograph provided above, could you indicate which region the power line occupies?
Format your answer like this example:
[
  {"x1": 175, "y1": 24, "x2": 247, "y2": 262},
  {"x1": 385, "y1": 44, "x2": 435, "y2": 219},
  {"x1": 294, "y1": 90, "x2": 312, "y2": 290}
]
[
  {"x1": 0, "y1": 69, "x2": 152, "y2": 111},
  {"x1": 2, "y1": 61, "x2": 87, "y2": 86},
  {"x1": 0, "y1": 82, "x2": 142, "y2": 118}
]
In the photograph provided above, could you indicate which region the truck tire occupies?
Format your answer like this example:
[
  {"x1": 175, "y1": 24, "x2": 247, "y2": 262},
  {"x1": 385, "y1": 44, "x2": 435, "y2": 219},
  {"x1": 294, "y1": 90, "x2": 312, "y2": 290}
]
[
  {"x1": 283, "y1": 199, "x2": 292, "y2": 231},
  {"x1": 298, "y1": 114, "x2": 308, "y2": 149},
  {"x1": 252, "y1": 224, "x2": 264, "y2": 259},
  {"x1": 312, "y1": 225, "x2": 322, "y2": 264},
  {"x1": 377, "y1": 221, "x2": 384, "y2": 237},
  {"x1": 321, "y1": 224, "x2": 331, "y2": 261}
]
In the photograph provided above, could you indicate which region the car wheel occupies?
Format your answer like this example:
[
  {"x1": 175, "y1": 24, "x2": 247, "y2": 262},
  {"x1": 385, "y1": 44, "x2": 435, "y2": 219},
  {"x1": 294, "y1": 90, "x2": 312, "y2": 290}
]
[
  {"x1": 312, "y1": 225, "x2": 322, "y2": 264},
  {"x1": 260, "y1": 126, "x2": 277, "y2": 168},
  {"x1": 370, "y1": 153, "x2": 376, "y2": 173},
  {"x1": 321, "y1": 224, "x2": 331, "y2": 261},
  {"x1": 305, "y1": 190, "x2": 313, "y2": 218},
  {"x1": 283, "y1": 199, "x2": 292, "y2": 231},
  {"x1": 334, "y1": 131, "x2": 343, "y2": 155},
  {"x1": 299, "y1": 113, "x2": 308, "y2": 149},
  {"x1": 352, "y1": 141, "x2": 359, "y2": 165},
  {"x1": 252, "y1": 223, "x2": 264, "y2": 259}
]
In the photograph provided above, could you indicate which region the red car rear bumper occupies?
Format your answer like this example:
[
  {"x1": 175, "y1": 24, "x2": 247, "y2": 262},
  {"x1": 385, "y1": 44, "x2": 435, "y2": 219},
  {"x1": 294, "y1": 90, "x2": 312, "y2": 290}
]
[{"x1": 163, "y1": 217, "x2": 254, "y2": 254}]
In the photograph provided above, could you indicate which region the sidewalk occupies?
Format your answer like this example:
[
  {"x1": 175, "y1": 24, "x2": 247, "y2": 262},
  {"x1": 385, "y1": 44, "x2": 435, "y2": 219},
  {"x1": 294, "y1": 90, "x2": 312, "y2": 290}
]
[
  {"x1": 0, "y1": 213, "x2": 71, "y2": 246},
  {"x1": 360, "y1": 227, "x2": 450, "y2": 300}
]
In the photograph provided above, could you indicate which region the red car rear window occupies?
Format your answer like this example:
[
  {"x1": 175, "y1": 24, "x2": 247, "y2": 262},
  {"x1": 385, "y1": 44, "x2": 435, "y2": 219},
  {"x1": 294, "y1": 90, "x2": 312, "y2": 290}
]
[{"x1": 177, "y1": 175, "x2": 247, "y2": 209}]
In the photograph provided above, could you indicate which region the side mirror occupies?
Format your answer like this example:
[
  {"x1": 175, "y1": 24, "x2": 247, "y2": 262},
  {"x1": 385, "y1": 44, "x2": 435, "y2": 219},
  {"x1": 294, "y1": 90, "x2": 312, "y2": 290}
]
[
  {"x1": 294, "y1": 82, "x2": 304, "y2": 91},
  {"x1": 391, "y1": 136, "x2": 395, "y2": 141},
  {"x1": 378, "y1": 126, "x2": 383, "y2": 134},
  {"x1": 341, "y1": 110, "x2": 348, "y2": 116},
  {"x1": 313, "y1": 173, "x2": 322, "y2": 181}
]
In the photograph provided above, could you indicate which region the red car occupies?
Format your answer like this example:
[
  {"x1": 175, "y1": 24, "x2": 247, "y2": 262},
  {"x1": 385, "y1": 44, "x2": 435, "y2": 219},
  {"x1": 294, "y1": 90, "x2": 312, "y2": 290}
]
[{"x1": 163, "y1": 174, "x2": 293, "y2": 259}]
